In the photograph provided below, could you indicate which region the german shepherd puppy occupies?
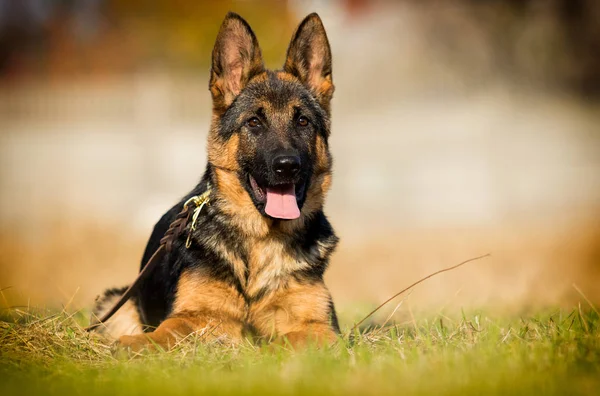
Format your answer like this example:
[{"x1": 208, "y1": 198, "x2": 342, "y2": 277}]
[{"x1": 92, "y1": 12, "x2": 339, "y2": 351}]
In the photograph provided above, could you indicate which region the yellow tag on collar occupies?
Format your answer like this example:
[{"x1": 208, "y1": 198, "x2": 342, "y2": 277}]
[{"x1": 183, "y1": 186, "x2": 211, "y2": 249}]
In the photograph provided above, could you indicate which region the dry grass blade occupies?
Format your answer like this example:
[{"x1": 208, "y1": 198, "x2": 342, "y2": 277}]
[
  {"x1": 350, "y1": 253, "x2": 491, "y2": 332},
  {"x1": 369, "y1": 290, "x2": 413, "y2": 339},
  {"x1": 572, "y1": 283, "x2": 599, "y2": 317}
]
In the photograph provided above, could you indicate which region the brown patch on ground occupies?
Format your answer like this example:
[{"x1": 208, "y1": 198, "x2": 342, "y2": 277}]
[
  {"x1": 1, "y1": 215, "x2": 599, "y2": 318},
  {"x1": 326, "y1": 216, "x2": 600, "y2": 318}
]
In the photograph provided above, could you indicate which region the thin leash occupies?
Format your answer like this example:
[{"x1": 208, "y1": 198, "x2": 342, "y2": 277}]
[{"x1": 85, "y1": 187, "x2": 211, "y2": 332}]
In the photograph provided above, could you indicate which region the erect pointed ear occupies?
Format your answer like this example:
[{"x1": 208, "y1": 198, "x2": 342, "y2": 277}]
[
  {"x1": 209, "y1": 12, "x2": 264, "y2": 113},
  {"x1": 284, "y1": 13, "x2": 334, "y2": 110}
]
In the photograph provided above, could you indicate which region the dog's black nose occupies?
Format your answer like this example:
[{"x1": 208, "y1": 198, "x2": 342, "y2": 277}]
[{"x1": 272, "y1": 155, "x2": 301, "y2": 178}]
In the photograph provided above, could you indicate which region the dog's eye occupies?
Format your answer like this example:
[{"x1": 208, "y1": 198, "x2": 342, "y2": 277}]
[
  {"x1": 297, "y1": 116, "x2": 309, "y2": 127},
  {"x1": 246, "y1": 117, "x2": 261, "y2": 129}
]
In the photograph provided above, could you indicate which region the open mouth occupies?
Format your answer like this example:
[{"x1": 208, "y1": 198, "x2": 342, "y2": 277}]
[{"x1": 249, "y1": 175, "x2": 301, "y2": 220}]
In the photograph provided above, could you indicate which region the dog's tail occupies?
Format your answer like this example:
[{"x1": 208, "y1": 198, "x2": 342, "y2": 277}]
[{"x1": 90, "y1": 286, "x2": 144, "y2": 339}]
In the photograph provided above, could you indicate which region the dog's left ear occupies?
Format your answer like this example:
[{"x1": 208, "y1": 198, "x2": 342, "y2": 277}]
[
  {"x1": 284, "y1": 13, "x2": 334, "y2": 110},
  {"x1": 210, "y1": 12, "x2": 265, "y2": 113}
]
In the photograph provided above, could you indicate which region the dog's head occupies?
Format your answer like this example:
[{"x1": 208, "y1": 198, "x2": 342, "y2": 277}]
[{"x1": 207, "y1": 12, "x2": 334, "y2": 231}]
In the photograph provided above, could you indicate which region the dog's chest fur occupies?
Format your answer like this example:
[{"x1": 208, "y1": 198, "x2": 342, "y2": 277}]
[
  {"x1": 244, "y1": 237, "x2": 310, "y2": 297},
  {"x1": 171, "y1": 216, "x2": 338, "y2": 337},
  {"x1": 209, "y1": 227, "x2": 333, "y2": 300}
]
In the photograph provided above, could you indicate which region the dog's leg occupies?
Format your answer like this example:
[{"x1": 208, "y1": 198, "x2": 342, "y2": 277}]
[
  {"x1": 118, "y1": 269, "x2": 246, "y2": 352},
  {"x1": 117, "y1": 314, "x2": 243, "y2": 352},
  {"x1": 251, "y1": 280, "x2": 339, "y2": 348},
  {"x1": 91, "y1": 287, "x2": 144, "y2": 339},
  {"x1": 278, "y1": 323, "x2": 338, "y2": 348}
]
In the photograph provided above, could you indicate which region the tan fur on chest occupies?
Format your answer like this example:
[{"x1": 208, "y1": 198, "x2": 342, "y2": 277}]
[
  {"x1": 244, "y1": 236, "x2": 310, "y2": 298},
  {"x1": 201, "y1": 228, "x2": 310, "y2": 296},
  {"x1": 248, "y1": 279, "x2": 333, "y2": 338},
  {"x1": 173, "y1": 236, "x2": 314, "y2": 315}
]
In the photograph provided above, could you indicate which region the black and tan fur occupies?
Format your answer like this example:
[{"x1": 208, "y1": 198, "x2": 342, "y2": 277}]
[{"x1": 92, "y1": 12, "x2": 339, "y2": 351}]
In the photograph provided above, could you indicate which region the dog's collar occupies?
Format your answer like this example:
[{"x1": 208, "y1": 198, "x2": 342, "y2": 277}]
[{"x1": 183, "y1": 183, "x2": 212, "y2": 248}]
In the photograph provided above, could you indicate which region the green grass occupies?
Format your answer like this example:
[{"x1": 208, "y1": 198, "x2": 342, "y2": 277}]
[{"x1": 1, "y1": 306, "x2": 599, "y2": 396}]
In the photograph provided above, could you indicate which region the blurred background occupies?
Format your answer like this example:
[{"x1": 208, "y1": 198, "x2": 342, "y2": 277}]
[{"x1": 1, "y1": 0, "x2": 599, "y2": 321}]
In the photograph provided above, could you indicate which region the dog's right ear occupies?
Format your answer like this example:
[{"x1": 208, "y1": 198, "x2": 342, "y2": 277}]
[
  {"x1": 284, "y1": 13, "x2": 333, "y2": 111},
  {"x1": 209, "y1": 13, "x2": 264, "y2": 113}
]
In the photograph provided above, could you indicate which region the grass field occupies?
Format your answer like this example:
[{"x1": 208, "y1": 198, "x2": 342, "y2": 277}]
[{"x1": 1, "y1": 304, "x2": 599, "y2": 396}]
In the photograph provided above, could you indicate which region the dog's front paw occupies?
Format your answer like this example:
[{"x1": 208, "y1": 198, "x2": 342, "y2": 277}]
[
  {"x1": 280, "y1": 330, "x2": 338, "y2": 349},
  {"x1": 114, "y1": 334, "x2": 153, "y2": 354}
]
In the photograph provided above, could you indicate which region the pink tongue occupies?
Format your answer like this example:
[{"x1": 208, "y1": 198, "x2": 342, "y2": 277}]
[{"x1": 265, "y1": 184, "x2": 300, "y2": 219}]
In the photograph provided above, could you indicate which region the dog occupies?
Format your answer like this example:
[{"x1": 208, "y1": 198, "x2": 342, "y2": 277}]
[{"x1": 91, "y1": 12, "x2": 339, "y2": 351}]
